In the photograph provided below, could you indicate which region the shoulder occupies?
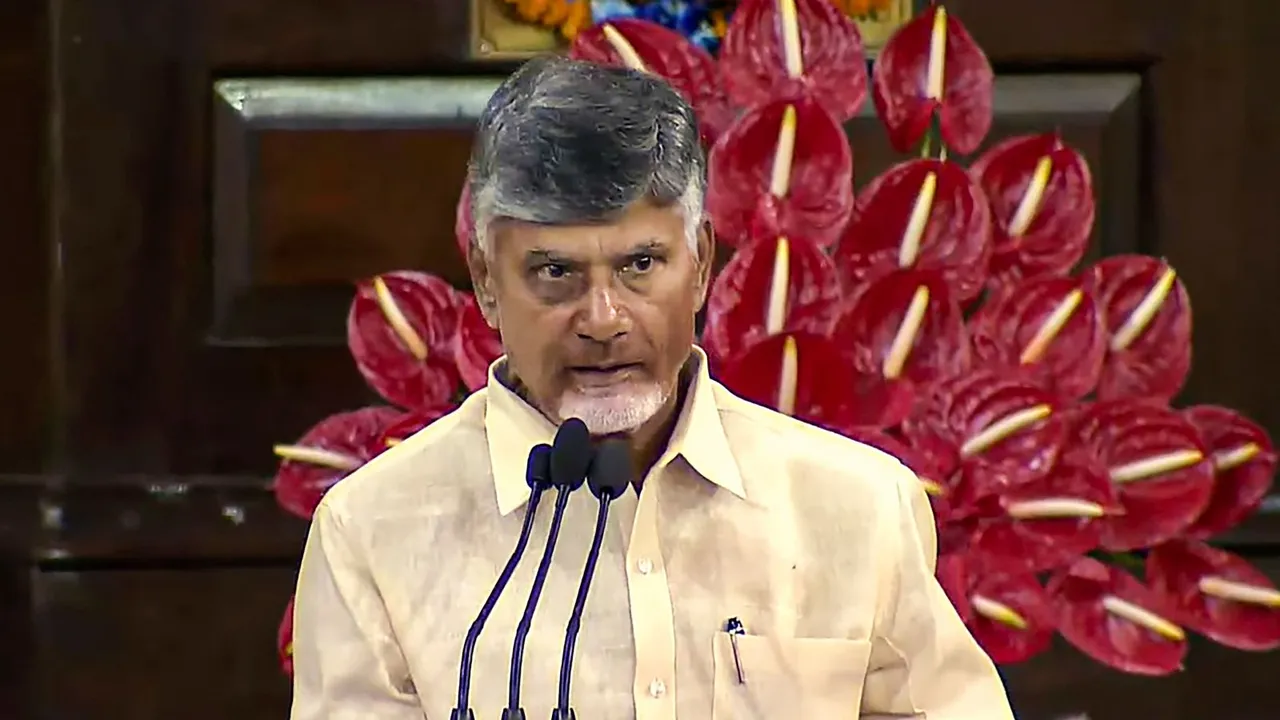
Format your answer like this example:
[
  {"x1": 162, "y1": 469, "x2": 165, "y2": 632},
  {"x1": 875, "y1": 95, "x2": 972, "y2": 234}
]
[
  {"x1": 711, "y1": 381, "x2": 919, "y2": 518},
  {"x1": 320, "y1": 391, "x2": 492, "y2": 526}
]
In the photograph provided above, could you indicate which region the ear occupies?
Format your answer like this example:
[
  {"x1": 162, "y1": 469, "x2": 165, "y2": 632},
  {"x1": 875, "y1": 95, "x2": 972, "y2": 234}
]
[
  {"x1": 466, "y1": 239, "x2": 500, "y2": 329},
  {"x1": 692, "y1": 219, "x2": 716, "y2": 312}
]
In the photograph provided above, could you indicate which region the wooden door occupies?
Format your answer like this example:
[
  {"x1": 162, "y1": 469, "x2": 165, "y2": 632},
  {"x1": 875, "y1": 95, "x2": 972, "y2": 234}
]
[{"x1": 1, "y1": 0, "x2": 1278, "y2": 717}]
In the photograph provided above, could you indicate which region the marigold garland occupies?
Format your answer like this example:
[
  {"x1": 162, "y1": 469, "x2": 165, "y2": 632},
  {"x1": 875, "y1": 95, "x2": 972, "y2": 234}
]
[
  {"x1": 502, "y1": 0, "x2": 593, "y2": 40},
  {"x1": 832, "y1": 0, "x2": 895, "y2": 18}
]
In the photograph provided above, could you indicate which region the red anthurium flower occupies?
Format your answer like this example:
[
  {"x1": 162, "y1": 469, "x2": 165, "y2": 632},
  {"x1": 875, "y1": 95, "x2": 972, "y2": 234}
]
[
  {"x1": 1049, "y1": 557, "x2": 1188, "y2": 676},
  {"x1": 1181, "y1": 405, "x2": 1277, "y2": 538},
  {"x1": 716, "y1": 332, "x2": 875, "y2": 433},
  {"x1": 936, "y1": 519, "x2": 974, "y2": 557},
  {"x1": 836, "y1": 371, "x2": 917, "y2": 432},
  {"x1": 570, "y1": 18, "x2": 736, "y2": 146},
  {"x1": 278, "y1": 596, "x2": 295, "y2": 677},
  {"x1": 707, "y1": 96, "x2": 853, "y2": 249},
  {"x1": 870, "y1": 3, "x2": 994, "y2": 155},
  {"x1": 831, "y1": 268, "x2": 971, "y2": 389},
  {"x1": 718, "y1": 0, "x2": 867, "y2": 121},
  {"x1": 1080, "y1": 255, "x2": 1192, "y2": 403},
  {"x1": 1147, "y1": 539, "x2": 1280, "y2": 651},
  {"x1": 832, "y1": 158, "x2": 992, "y2": 304},
  {"x1": 936, "y1": 555, "x2": 1056, "y2": 664},
  {"x1": 379, "y1": 407, "x2": 453, "y2": 449},
  {"x1": 968, "y1": 276, "x2": 1107, "y2": 400},
  {"x1": 965, "y1": 460, "x2": 1120, "y2": 575},
  {"x1": 453, "y1": 292, "x2": 504, "y2": 392},
  {"x1": 902, "y1": 368, "x2": 1068, "y2": 506},
  {"x1": 455, "y1": 184, "x2": 473, "y2": 260},
  {"x1": 970, "y1": 133, "x2": 1094, "y2": 295},
  {"x1": 271, "y1": 406, "x2": 405, "y2": 519},
  {"x1": 348, "y1": 271, "x2": 461, "y2": 411},
  {"x1": 844, "y1": 428, "x2": 951, "y2": 521},
  {"x1": 936, "y1": 554, "x2": 972, "y2": 615},
  {"x1": 702, "y1": 233, "x2": 842, "y2": 366},
  {"x1": 1066, "y1": 399, "x2": 1214, "y2": 551}
]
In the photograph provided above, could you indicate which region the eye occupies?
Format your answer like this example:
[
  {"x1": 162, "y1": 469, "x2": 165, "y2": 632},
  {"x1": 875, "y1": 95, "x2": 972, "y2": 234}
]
[
  {"x1": 535, "y1": 263, "x2": 569, "y2": 281},
  {"x1": 626, "y1": 254, "x2": 656, "y2": 274}
]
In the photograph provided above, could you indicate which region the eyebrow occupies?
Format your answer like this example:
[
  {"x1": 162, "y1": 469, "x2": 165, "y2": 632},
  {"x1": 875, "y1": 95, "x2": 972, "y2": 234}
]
[
  {"x1": 628, "y1": 239, "x2": 667, "y2": 255},
  {"x1": 524, "y1": 238, "x2": 668, "y2": 264}
]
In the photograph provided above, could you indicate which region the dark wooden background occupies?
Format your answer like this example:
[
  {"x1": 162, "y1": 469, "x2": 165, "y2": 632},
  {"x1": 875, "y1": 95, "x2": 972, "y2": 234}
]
[{"x1": 1, "y1": 0, "x2": 1278, "y2": 717}]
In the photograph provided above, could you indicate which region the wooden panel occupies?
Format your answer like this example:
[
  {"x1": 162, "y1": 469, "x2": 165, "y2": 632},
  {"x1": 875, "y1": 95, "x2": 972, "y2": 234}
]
[
  {"x1": 210, "y1": 78, "x2": 495, "y2": 344},
  {"x1": 210, "y1": 0, "x2": 475, "y2": 70},
  {"x1": 33, "y1": 566, "x2": 296, "y2": 719},
  {"x1": 51, "y1": 0, "x2": 498, "y2": 479},
  {"x1": 6, "y1": 480, "x2": 307, "y2": 561},
  {"x1": 0, "y1": 0, "x2": 51, "y2": 473},
  {"x1": 0, "y1": 553, "x2": 33, "y2": 718}
]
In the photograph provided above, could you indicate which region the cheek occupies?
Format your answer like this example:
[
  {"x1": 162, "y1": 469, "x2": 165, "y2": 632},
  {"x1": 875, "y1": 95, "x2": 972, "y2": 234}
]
[
  {"x1": 638, "y1": 290, "x2": 700, "y2": 357},
  {"x1": 494, "y1": 299, "x2": 569, "y2": 373}
]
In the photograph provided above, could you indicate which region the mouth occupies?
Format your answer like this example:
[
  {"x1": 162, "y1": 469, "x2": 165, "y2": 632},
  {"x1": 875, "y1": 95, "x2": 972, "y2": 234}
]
[{"x1": 567, "y1": 362, "x2": 643, "y2": 386}]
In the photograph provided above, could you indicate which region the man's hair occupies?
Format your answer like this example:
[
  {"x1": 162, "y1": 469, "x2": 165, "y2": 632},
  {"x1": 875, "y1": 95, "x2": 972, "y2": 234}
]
[{"x1": 467, "y1": 56, "x2": 706, "y2": 256}]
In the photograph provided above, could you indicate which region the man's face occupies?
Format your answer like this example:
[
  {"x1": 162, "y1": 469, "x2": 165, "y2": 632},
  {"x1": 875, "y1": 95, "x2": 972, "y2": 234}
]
[{"x1": 469, "y1": 200, "x2": 713, "y2": 435}]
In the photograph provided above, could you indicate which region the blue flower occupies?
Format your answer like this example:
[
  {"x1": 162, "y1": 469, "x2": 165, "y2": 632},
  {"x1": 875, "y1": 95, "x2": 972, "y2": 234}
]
[
  {"x1": 590, "y1": 0, "x2": 637, "y2": 22},
  {"x1": 590, "y1": 1, "x2": 722, "y2": 53}
]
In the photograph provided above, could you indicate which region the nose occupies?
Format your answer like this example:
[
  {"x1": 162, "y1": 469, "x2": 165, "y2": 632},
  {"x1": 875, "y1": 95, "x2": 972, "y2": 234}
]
[{"x1": 575, "y1": 284, "x2": 630, "y2": 344}]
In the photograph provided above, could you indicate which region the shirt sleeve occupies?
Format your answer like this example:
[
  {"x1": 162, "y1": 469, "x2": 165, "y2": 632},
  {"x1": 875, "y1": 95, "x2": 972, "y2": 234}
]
[
  {"x1": 290, "y1": 500, "x2": 425, "y2": 720},
  {"x1": 860, "y1": 463, "x2": 1016, "y2": 719}
]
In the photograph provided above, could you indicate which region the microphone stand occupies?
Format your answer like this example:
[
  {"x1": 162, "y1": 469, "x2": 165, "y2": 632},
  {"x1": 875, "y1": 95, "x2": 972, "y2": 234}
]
[
  {"x1": 503, "y1": 485, "x2": 573, "y2": 720},
  {"x1": 549, "y1": 498, "x2": 610, "y2": 720},
  {"x1": 553, "y1": 439, "x2": 632, "y2": 720},
  {"x1": 505, "y1": 418, "x2": 593, "y2": 720},
  {"x1": 451, "y1": 444, "x2": 553, "y2": 720}
]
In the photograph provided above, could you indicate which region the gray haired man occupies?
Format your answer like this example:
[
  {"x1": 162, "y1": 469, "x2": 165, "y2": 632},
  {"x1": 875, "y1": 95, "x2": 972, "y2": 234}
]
[{"x1": 289, "y1": 56, "x2": 1013, "y2": 719}]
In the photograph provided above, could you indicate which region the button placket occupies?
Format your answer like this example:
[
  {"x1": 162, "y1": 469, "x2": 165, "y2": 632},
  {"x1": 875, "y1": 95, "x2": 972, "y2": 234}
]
[{"x1": 627, "y1": 474, "x2": 678, "y2": 719}]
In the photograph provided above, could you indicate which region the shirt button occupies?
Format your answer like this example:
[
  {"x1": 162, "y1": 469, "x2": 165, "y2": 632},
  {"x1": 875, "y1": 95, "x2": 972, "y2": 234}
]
[
  {"x1": 636, "y1": 557, "x2": 654, "y2": 575},
  {"x1": 648, "y1": 678, "x2": 666, "y2": 698}
]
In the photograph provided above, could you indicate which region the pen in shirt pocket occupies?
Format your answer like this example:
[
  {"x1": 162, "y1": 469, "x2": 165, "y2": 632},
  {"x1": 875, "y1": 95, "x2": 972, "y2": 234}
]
[{"x1": 724, "y1": 616, "x2": 746, "y2": 684}]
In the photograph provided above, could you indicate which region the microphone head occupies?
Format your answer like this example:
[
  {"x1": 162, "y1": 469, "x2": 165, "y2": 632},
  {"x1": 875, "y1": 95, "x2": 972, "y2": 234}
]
[
  {"x1": 525, "y1": 443, "x2": 552, "y2": 490},
  {"x1": 550, "y1": 418, "x2": 593, "y2": 490},
  {"x1": 587, "y1": 439, "x2": 633, "y2": 500}
]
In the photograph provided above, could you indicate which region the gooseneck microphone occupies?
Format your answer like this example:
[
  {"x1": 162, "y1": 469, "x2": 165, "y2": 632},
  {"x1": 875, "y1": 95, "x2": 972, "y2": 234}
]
[
  {"x1": 553, "y1": 439, "x2": 633, "y2": 720},
  {"x1": 451, "y1": 443, "x2": 554, "y2": 720},
  {"x1": 504, "y1": 418, "x2": 594, "y2": 720}
]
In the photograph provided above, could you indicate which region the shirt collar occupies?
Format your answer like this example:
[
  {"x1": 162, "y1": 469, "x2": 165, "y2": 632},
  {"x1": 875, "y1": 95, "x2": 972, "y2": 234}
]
[{"x1": 485, "y1": 346, "x2": 747, "y2": 516}]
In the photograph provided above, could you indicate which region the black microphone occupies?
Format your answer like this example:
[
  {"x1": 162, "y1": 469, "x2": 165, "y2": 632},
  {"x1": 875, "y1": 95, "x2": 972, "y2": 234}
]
[
  {"x1": 451, "y1": 443, "x2": 554, "y2": 720},
  {"x1": 552, "y1": 439, "x2": 632, "y2": 720},
  {"x1": 504, "y1": 418, "x2": 593, "y2": 720}
]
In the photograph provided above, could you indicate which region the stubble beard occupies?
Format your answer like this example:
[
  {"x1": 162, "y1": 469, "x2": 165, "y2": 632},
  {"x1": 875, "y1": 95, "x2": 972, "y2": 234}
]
[{"x1": 556, "y1": 381, "x2": 670, "y2": 436}]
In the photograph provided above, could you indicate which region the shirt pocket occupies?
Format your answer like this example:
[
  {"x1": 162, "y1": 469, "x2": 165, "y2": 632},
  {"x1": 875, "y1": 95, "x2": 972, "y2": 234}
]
[{"x1": 711, "y1": 632, "x2": 872, "y2": 720}]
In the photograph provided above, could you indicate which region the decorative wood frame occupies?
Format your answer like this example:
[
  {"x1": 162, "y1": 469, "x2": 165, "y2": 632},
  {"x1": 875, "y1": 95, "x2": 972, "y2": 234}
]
[
  {"x1": 468, "y1": 0, "x2": 916, "y2": 60},
  {"x1": 209, "y1": 77, "x2": 504, "y2": 344}
]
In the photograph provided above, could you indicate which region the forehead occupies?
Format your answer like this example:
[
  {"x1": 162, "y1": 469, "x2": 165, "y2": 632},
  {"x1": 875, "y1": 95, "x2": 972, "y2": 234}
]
[{"x1": 492, "y1": 201, "x2": 686, "y2": 260}]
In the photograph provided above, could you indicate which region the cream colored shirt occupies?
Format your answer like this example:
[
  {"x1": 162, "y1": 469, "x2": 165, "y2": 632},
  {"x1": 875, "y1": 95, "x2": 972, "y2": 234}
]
[{"x1": 290, "y1": 349, "x2": 1014, "y2": 719}]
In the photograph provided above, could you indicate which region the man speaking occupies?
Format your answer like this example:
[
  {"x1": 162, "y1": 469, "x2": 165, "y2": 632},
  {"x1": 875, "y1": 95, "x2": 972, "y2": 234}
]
[{"x1": 290, "y1": 56, "x2": 1015, "y2": 719}]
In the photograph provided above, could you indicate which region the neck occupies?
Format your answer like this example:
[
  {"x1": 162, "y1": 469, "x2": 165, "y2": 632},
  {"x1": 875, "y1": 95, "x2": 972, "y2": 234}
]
[
  {"x1": 617, "y1": 363, "x2": 692, "y2": 487},
  {"x1": 499, "y1": 356, "x2": 696, "y2": 488}
]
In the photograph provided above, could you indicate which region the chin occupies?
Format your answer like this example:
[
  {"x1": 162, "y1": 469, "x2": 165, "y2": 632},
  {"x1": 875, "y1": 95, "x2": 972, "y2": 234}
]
[{"x1": 557, "y1": 384, "x2": 670, "y2": 436}]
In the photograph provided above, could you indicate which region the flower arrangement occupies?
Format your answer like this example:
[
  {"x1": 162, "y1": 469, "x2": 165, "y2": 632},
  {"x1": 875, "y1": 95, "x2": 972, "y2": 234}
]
[
  {"x1": 274, "y1": 0, "x2": 1280, "y2": 680},
  {"x1": 498, "y1": 1, "x2": 897, "y2": 53}
]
